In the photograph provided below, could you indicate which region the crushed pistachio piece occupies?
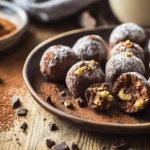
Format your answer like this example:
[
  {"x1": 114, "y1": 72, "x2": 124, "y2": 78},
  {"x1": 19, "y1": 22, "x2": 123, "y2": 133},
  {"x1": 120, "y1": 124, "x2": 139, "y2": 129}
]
[
  {"x1": 118, "y1": 89, "x2": 132, "y2": 101},
  {"x1": 134, "y1": 100, "x2": 144, "y2": 108},
  {"x1": 74, "y1": 68, "x2": 84, "y2": 77},
  {"x1": 99, "y1": 90, "x2": 109, "y2": 98},
  {"x1": 125, "y1": 40, "x2": 134, "y2": 48},
  {"x1": 94, "y1": 96, "x2": 101, "y2": 105},
  {"x1": 106, "y1": 95, "x2": 114, "y2": 102},
  {"x1": 125, "y1": 52, "x2": 133, "y2": 57}
]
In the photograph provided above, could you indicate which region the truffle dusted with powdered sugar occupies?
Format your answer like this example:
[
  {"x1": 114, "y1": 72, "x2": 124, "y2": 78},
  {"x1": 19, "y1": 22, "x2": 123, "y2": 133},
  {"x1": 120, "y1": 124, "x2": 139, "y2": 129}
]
[
  {"x1": 109, "y1": 23, "x2": 146, "y2": 48},
  {"x1": 73, "y1": 35, "x2": 108, "y2": 63},
  {"x1": 105, "y1": 52, "x2": 145, "y2": 84},
  {"x1": 40, "y1": 45, "x2": 78, "y2": 82},
  {"x1": 66, "y1": 60, "x2": 105, "y2": 98}
]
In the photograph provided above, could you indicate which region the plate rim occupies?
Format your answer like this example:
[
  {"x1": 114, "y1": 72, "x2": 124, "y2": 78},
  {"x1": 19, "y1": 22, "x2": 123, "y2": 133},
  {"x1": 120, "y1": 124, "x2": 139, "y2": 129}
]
[{"x1": 23, "y1": 26, "x2": 150, "y2": 132}]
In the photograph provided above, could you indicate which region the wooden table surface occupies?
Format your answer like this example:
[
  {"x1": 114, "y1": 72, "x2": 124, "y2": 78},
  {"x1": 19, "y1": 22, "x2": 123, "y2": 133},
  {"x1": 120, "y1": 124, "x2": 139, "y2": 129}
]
[{"x1": 1, "y1": 17, "x2": 150, "y2": 150}]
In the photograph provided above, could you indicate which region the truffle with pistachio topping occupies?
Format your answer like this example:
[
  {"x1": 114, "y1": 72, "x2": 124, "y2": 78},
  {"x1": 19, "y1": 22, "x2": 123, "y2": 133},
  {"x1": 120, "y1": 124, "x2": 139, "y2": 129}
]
[
  {"x1": 66, "y1": 60, "x2": 105, "y2": 98},
  {"x1": 85, "y1": 83, "x2": 114, "y2": 111},
  {"x1": 113, "y1": 72, "x2": 150, "y2": 113},
  {"x1": 109, "y1": 23, "x2": 146, "y2": 48},
  {"x1": 72, "y1": 35, "x2": 108, "y2": 64},
  {"x1": 40, "y1": 45, "x2": 78, "y2": 82},
  {"x1": 110, "y1": 40, "x2": 145, "y2": 62},
  {"x1": 105, "y1": 52, "x2": 145, "y2": 84}
]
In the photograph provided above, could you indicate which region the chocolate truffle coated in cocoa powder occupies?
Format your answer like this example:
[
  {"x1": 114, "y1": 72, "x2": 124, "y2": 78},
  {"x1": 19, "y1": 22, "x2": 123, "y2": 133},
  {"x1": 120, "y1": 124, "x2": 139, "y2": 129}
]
[
  {"x1": 113, "y1": 72, "x2": 150, "y2": 113},
  {"x1": 86, "y1": 83, "x2": 114, "y2": 111},
  {"x1": 109, "y1": 23, "x2": 146, "y2": 48},
  {"x1": 105, "y1": 52, "x2": 145, "y2": 84},
  {"x1": 110, "y1": 40, "x2": 145, "y2": 62},
  {"x1": 73, "y1": 35, "x2": 108, "y2": 63},
  {"x1": 66, "y1": 60, "x2": 105, "y2": 98},
  {"x1": 40, "y1": 45, "x2": 78, "y2": 82}
]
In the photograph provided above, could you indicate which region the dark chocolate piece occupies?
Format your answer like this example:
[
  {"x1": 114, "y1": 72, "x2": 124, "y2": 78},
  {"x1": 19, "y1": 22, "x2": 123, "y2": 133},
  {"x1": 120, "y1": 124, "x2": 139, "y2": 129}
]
[
  {"x1": 109, "y1": 23, "x2": 146, "y2": 48},
  {"x1": 76, "y1": 97, "x2": 87, "y2": 107},
  {"x1": 43, "y1": 118, "x2": 46, "y2": 121},
  {"x1": 85, "y1": 83, "x2": 114, "y2": 111},
  {"x1": 48, "y1": 122, "x2": 57, "y2": 131},
  {"x1": 63, "y1": 101, "x2": 74, "y2": 109},
  {"x1": 113, "y1": 72, "x2": 150, "y2": 113},
  {"x1": 60, "y1": 91, "x2": 67, "y2": 96},
  {"x1": 46, "y1": 95, "x2": 53, "y2": 105},
  {"x1": 73, "y1": 35, "x2": 107, "y2": 64},
  {"x1": 20, "y1": 122, "x2": 28, "y2": 132},
  {"x1": 17, "y1": 108, "x2": 28, "y2": 116},
  {"x1": 46, "y1": 139, "x2": 56, "y2": 148},
  {"x1": 110, "y1": 40, "x2": 145, "y2": 62},
  {"x1": 105, "y1": 52, "x2": 145, "y2": 84},
  {"x1": 66, "y1": 60, "x2": 105, "y2": 98},
  {"x1": 12, "y1": 96, "x2": 21, "y2": 108},
  {"x1": 70, "y1": 141, "x2": 79, "y2": 150},
  {"x1": 40, "y1": 45, "x2": 78, "y2": 82},
  {"x1": 53, "y1": 141, "x2": 69, "y2": 150}
]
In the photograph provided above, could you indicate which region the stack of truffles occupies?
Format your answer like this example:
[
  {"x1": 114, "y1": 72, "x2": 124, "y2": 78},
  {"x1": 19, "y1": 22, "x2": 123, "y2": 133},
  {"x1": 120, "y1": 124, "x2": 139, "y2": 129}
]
[{"x1": 40, "y1": 23, "x2": 150, "y2": 114}]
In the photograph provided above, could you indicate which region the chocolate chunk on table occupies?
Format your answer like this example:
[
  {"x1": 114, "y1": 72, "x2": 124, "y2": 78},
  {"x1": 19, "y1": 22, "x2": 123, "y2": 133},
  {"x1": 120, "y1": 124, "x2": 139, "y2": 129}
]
[
  {"x1": 12, "y1": 96, "x2": 21, "y2": 108},
  {"x1": 17, "y1": 108, "x2": 28, "y2": 116},
  {"x1": 48, "y1": 122, "x2": 58, "y2": 131},
  {"x1": 46, "y1": 139, "x2": 56, "y2": 148},
  {"x1": 20, "y1": 122, "x2": 28, "y2": 132},
  {"x1": 53, "y1": 141, "x2": 69, "y2": 150}
]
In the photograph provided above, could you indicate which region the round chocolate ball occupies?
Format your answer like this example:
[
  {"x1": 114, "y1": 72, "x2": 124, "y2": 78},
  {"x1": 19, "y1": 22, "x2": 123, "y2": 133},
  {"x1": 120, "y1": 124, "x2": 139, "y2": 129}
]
[
  {"x1": 109, "y1": 23, "x2": 146, "y2": 48},
  {"x1": 113, "y1": 72, "x2": 150, "y2": 113},
  {"x1": 73, "y1": 35, "x2": 108, "y2": 63},
  {"x1": 66, "y1": 60, "x2": 105, "y2": 98},
  {"x1": 85, "y1": 83, "x2": 114, "y2": 111},
  {"x1": 105, "y1": 52, "x2": 146, "y2": 84},
  {"x1": 110, "y1": 40, "x2": 145, "y2": 62},
  {"x1": 40, "y1": 45, "x2": 78, "y2": 82}
]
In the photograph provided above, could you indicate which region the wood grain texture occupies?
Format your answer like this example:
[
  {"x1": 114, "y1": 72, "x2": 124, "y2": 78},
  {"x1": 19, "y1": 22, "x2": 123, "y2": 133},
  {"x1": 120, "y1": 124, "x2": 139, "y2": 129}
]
[{"x1": 1, "y1": 19, "x2": 150, "y2": 150}]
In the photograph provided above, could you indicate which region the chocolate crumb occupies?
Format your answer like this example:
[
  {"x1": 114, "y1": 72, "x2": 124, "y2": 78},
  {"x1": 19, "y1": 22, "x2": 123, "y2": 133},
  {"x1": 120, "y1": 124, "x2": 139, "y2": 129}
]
[
  {"x1": 46, "y1": 139, "x2": 56, "y2": 148},
  {"x1": 76, "y1": 97, "x2": 87, "y2": 107},
  {"x1": 43, "y1": 118, "x2": 47, "y2": 121},
  {"x1": 46, "y1": 95, "x2": 53, "y2": 105},
  {"x1": 60, "y1": 91, "x2": 67, "y2": 96},
  {"x1": 48, "y1": 122, "x2": 57, "y2": 131},
  {"x1": 64, "y1": 101, "x2": 74, "y2": 109},
  {"x1": 70, "y1": 141, "x2": 79, "y2": 150},
  {"x1": 53, "y1": 141, "x2": 69, "y2": 150},
  {"x1": 16, "y1": 138, "x2": 19, "y2": 141},
  {"x1": 12, "y1": 96, "x2": 21, "y2": 108},
  {"x1": 17, "y1": 108, "x2": 28, "y2": 116},
  {"x1": 20, "y1": 122, "x2": 28, "y2": 132},
  {"x1": 112, "y1": 139, "x2": 129, "y2": 149}
]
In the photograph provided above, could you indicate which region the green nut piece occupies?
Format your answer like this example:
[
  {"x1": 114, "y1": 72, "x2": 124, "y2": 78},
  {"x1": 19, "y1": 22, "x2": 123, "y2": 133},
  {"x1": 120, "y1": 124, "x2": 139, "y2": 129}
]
[
  {"x1": 99, "y1": 90, "x2": 109, "y2": 98},
  {"x1": 106, "y1": 94, "x2": 114, "y2": 102},
  {"x1": 134, "y1": 100, "x2": 144, "y2": 108},
  {"x1": 118, "y1": 89, "x2": 131, "y2": 101},
  {"x1": 74, "y1": 68, "x2": 84, "y2": 77}
]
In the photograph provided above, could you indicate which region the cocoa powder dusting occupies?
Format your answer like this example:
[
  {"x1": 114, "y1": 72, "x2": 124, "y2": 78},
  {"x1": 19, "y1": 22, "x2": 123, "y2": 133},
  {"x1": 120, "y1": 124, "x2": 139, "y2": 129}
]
[{"x1": 0, "y1": 18, "x2": 17, "y2": 39}]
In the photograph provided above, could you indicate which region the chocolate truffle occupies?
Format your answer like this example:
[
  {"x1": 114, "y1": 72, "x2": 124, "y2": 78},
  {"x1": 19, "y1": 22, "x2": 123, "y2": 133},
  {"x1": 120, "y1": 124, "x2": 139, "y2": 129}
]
[
  {"x1": 113, "y1": 72, "x2": 150, "y2": 113},
  {"x1": 105, "y1": 52, "x2": 145, "y2": 84},
  {"x1": 110, "y1": 40, "x2": 145, "y2": 62},
  {"x1": 66, "y1": 60, "x2": 105, "y2": 98},
  {"x1": 85, "y1": 83, "x2": 114, "y2": 111},
  {"x1": 40, "y1": 45, "x2": 78, "y2": 82},
  {"x1": 109, "y1": 23, "x2": 146, "y2": 48},
  {"x1": 73, "y1": 35, "x2": 108, "y2": 63}
]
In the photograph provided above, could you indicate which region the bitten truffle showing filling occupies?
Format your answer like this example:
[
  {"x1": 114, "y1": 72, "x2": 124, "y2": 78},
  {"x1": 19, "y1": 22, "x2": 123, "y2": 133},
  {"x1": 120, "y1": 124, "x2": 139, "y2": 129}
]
[
  {"x1": 66, "y1": 60, "x2": 105, "y2": 98},
  {"x1": 86, "y1": 83, "x2": 114, "y2": 111},
  {"x1": 105, "y1": 52, "x2": 145, "y2": 84},
  {"x1": 40, "y1": 45, "x2": 78, "y2": 82},
  {"x1": 113, "y1": 72, "x2": 150, "y2": 113},
  {"x1": 110, "y1": 40, "x2": 145, "y2": 62}
]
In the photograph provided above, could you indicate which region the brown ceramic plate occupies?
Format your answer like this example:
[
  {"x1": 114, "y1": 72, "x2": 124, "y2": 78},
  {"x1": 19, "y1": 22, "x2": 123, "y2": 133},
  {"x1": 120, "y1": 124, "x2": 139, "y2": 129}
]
[{"x1": 23, "y1": 26, "x2": 150, "y2": 133}]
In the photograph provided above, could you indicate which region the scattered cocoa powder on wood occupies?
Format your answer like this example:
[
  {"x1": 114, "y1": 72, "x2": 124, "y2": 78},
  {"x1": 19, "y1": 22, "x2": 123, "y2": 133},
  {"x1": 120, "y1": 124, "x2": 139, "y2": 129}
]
[{"x1": 0, "y1": 18, "x2": 17, "y2": 39}]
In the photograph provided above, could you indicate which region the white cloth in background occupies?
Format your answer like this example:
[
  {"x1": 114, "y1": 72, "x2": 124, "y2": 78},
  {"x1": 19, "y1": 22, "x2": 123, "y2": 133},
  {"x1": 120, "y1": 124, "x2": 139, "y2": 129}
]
[{"x1": 12, "y1": 0, "x2": 98, "y2": 22}]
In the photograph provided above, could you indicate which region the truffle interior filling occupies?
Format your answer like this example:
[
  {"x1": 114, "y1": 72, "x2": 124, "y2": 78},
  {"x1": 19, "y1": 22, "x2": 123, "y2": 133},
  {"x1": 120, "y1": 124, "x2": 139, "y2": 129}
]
[
  {"x1": 113, "y1": 74, "x2": 149, "y2": 112},
  {"x1": 88, "y1": 84, "x2": 113, "y2": 109}
]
